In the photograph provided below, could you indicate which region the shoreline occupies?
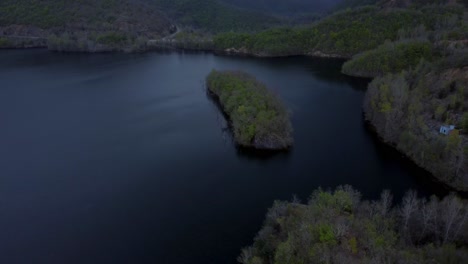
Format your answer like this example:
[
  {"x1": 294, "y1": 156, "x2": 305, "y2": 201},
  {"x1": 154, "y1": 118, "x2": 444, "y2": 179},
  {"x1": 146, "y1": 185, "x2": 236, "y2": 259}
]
[
  {"x1": 0, "y1": 36, "x2": 353, "y2": 59},
  {"x1": 364, "y1": 119, "x2": 468, "y2": 195}
]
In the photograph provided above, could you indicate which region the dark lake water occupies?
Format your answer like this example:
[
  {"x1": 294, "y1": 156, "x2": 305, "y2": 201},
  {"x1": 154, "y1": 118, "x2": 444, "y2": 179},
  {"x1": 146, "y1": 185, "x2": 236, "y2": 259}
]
[{"x1": 0, "y1": 49, "x2": 446, "y2": 264}]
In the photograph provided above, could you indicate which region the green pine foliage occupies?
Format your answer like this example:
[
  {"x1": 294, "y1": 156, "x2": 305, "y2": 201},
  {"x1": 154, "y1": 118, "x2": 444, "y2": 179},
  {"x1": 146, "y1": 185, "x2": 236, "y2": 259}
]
[
  {"x1": 0, "y1": 0, "x2": 146, "y2": 31},
  {"x1": 206, "y1": 70, "x2": 293, "y2": 150},
  {"x1": 0, "y1": 0, "x2": 171, "y2": 33},
  {"x1": 152, "y1": 0, "x2": 281, "y2": 32},
  {"x1": 95, "y1": 32, "x2": 128, "y2": 46},
  {"x1": 214, "y1": 27, "x2": 312, "y2": 56},
  {"x1": 0, "y1": 0, "x2": 66, "y2": 28},
  {"x1": 0, "y1": 37, "x2": 12, "y2": 48},
  {"x1": 0, "y1": 0, "x2": 279, "y2": 41},
  {"x1": 342, "y1": 40, "x2": 433, "y2": 78}
]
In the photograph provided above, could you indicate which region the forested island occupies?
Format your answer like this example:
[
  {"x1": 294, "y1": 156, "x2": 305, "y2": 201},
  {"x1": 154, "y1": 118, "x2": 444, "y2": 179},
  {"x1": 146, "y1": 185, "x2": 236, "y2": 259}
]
[
  {"x1": 239, "y1": 186, "x2": 468, "y2": 264},
  {"x1": 206, "y1": 70, "x2": 293, "y2": 150}
]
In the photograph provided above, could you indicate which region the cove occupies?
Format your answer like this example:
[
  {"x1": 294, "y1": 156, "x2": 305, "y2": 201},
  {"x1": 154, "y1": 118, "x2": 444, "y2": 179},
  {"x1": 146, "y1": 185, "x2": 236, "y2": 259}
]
[{"x1": 0, "y1": 49, "x2": 448, "y2": 264}]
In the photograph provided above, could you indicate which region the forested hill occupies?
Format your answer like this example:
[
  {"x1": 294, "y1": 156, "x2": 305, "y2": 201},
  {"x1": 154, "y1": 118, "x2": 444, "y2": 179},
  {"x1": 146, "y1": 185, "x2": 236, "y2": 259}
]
[
  {"x1": 0, "y1": 0, "x2": 174, "y2": 39},
  {"x1": 214, "y1": 2, "x2": 465, "y2": 58},
  {"x1": 220, "y1": 0, "x2": 343, "y2": 15},
  {"x1": 1, "y1": 0, "x2": 466, "y2": 52},
  {"x1": 0, "y1": 0, "x2": 284, "y2": 51},
  {"x1": 0, "y1": 0, "x2": 282, "y2": 37},
  {"x1": 0, "y1": 0, "x2": 394, "y2": 38},
  {"x1": 149, "y1": 0, "x2": 281, "y2": 32}
]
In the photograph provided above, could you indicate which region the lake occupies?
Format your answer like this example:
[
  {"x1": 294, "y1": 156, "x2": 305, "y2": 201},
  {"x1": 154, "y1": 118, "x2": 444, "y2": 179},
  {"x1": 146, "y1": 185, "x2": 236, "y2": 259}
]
[{"x1": 0, "y1": 50, "x2": 445, "y2": 263}]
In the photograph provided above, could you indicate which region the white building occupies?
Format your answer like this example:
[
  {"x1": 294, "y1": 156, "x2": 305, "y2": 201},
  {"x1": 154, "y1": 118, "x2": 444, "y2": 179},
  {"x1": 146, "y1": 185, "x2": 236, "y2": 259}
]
[{"x1": 440, "y1": 125, "x2": 455, "y2": 135}]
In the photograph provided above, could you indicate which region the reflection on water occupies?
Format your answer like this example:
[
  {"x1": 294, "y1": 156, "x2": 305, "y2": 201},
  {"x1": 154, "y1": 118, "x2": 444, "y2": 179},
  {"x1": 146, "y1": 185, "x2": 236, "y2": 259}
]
[{"x1": 235, "y1": 147, "x2": 292, "y2": 162}]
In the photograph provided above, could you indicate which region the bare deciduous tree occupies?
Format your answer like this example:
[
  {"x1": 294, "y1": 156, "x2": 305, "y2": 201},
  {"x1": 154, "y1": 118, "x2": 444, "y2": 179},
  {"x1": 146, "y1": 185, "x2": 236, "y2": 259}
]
[
  {"x1": 418, "y1": 196, "x2": 438, "y2": 242},
  {"x1": 380, "y1": 190, "x2": 393, "y2": 217},
  {"x1": 237, "y1": 247, "x2": 254, "y2": 264},
  {"x1": 400, "y1": 190, "x2": 419, "y2": 238},
  {"x1": 333, "y1": 217, "x2": 350, "y2": 240},
  {"x1": 441, "y1": 194, "x2": 466, "y2": 244}
]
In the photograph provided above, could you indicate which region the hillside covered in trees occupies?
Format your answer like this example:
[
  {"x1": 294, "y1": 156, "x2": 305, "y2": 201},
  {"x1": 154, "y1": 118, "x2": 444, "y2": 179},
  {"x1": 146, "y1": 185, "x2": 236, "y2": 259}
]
[
  {"x1": 2, "y1": 0, "x2": 464, "y2": 53},
  {"x1": 239, "y1": 186, "x2": 468, "y2": 264},
  {"x1": 342, "y1": 40, "x2": 434, "y2": 78},
  {"x1": 150, "y1": 0, "x2": 281, "y2": 32},
  {"x1": 0, "y1": 0, "x2": 282, "y2": 34},
  {"x1": 0, "y1": 0, "x2": 282, "y2": 51},
  {"x1": 0, "y1": 0, "x2": 177, "y2": 51},
  {"x1": 220, "y1": 0, "x2": 344, "y2": 15},
  {"x1": 342, "y1": 4, "x2": 467, "y2": 78},
  {"x1": 363, "y1": 56, "x2": 468, "y2": 191},
  {"x1": 336, "y1": 1, "x2": 468, "y2": 191},
  {"x1": 213, "y1": 3, "x2": 465, "y2": 58}
]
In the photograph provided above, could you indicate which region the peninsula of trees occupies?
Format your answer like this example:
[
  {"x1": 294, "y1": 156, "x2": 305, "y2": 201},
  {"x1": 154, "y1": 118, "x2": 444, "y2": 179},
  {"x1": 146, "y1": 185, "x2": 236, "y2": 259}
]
[
  {"x1": 363, "y1": 57, "x2": 468, "y2": 191},
  {"x1": 239, "y1": 186, "x2": 468, "y2": 264},
  {"x1": 206, "y1": 70, "x2": 293, "y2": 150}
]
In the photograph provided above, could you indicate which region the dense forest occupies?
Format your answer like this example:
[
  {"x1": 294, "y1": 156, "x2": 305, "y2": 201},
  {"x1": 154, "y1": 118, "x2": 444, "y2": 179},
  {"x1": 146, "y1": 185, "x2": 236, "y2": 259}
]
[
  {"x1": 363, "y1": 57, "x2": 468, "y2": 191},
  {"x1": 213, "y1": 4, "x2": 464, "y2": 58},
  {"x1": 342, "y1": 40, "x2": 434, "y2": 78},
  {"x1": 0, "y1": 0, "x2": 281, "y2": 33},
  {"x1": 206, "y1": 70, "x2": 293, "y2": 150},
  {"x1": 3, "y1": 0, "x2": 464, "y2": 53},
  {"x1": 342, "y1": 7, "x2": 467, "y2": 78},
  {"x1": 0, "y1": 0, "x2": 177, "y2": 51},
  {"x1": 339, "y1": 1, "x2": 468, "y2": 191},
  {"x1": 239, "y1": 186, "x2": 468, "y2": 264},
  {"x1": 150, "y1": 0, "x2": 281, "y2": 32},
  {"x1": 221, "y1": 0, "x2": 382, "y2": 15},
  {"x1": 0, "y1": 0, "x2": 281, "y2": 51},
  {"x1": 0, "y1": 0, "x2": 174, "y2": 36},
  {"x1": 0, "y1": 0, "x2": 413, "y2": 52},
  {"x1": 219, "y1": 0, "x2": 344, "y2": 15}
]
